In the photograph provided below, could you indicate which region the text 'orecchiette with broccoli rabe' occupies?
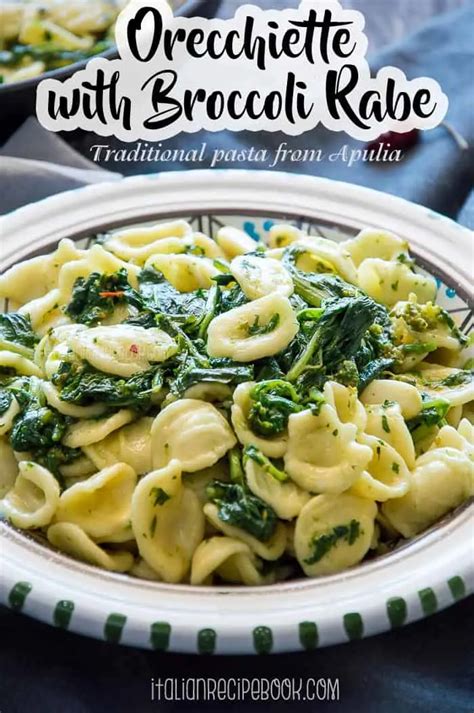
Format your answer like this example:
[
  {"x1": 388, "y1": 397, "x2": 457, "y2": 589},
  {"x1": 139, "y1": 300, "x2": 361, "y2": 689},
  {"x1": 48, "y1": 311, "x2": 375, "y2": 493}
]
[{"x1": 0, "y1": 220, "x2": 472, "y2": 585}]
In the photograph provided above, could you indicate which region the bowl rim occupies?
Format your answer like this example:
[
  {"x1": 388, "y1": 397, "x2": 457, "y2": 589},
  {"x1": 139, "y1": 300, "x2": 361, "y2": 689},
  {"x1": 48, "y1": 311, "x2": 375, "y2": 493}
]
[{"x1": 0, "y1": 169, "x2": 473, "y2": 654}]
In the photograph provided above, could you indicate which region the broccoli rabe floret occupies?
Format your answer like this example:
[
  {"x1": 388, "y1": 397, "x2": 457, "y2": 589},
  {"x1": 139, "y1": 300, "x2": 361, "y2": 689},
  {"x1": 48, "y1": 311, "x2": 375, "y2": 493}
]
[
  {"x1": 247, "y1": 380, "x2": 302, "y2": 437},
  {"x1": 391, "y1": 299, "x2": 467, "y2": 346}
]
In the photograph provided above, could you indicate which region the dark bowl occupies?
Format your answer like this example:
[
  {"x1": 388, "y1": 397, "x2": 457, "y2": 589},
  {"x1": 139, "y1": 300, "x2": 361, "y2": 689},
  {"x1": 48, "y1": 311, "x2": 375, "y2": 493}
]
[{"x1": 0, "y1": 0, "x2": 212, "y2": 144}]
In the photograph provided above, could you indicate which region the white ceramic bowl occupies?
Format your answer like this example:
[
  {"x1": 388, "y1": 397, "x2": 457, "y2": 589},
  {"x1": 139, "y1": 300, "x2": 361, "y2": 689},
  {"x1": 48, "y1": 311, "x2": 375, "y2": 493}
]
[{"x1": 1, "y1": 170, "x2": 472, "y2": 654}]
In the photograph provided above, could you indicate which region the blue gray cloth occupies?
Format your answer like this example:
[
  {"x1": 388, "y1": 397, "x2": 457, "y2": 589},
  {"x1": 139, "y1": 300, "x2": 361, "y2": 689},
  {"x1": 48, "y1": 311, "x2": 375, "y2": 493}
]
[
  {"x1": 0, "y1": 4, "x2": 472, "y2": 713},
  {"x1": 85, "y1": 2, "x2": 474, "y2": 223}
]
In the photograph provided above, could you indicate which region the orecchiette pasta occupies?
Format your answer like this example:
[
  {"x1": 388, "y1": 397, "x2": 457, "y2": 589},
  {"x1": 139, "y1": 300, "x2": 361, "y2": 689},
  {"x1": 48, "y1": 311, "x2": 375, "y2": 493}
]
[
  {"x1": 360, "y1": 379, "x2": 422, "y2": 420},
  {"x1": 131, "y1": 460, "x2": 204, "y2": 583},
  {"x1": 267, "y1": 224, "x2": 305, "y2": 249},
  {"x1": 62, "y1": 409, "x2": 135, "y2": 448},
  {"x1": 68, "y1": 324, "x2": 177, "y2": 377},
  {"x1": 151, "y1": 399, "x2": 236, "y2": 472},
  {"x1": 294, "y1": 493, "x2": 377, "y2": 576},
  {"x1": 293, "y1": 237, "x2": 357, "y2": 283},
  {"x1": 350, "y1": 434, "x2": 411, "y2": 501},
  {"x1": 207, "y1": 294, "x2": 299, "y2": 361},
  {"x1": 357, "y1": 258, "x2": 437, "y2": 306},
  {"x1": 84, "y1": 417, "x2": 154, "y2": 474},
  {"x1": 0, "y1": 218, "x2": 471, "y2": 586},
  {"x1": 231, "y1": 382, "x2": 287, "y2": 458},
  {"x1": 190, "y1": 536, "x2": 251, "y2": 585},
  {"x1": 245, "y1": 457, "x2": 310, "y2": 520},
  {"x1": 407, "y1": 363, "x2": 474, "y2": 407},
  {"x1": 341, "y1": 228, "x2": 408, "y2": 267},
  {"x1": 217, "y1": 548, "x2": 273, "y2": 586},
  {"x1": 104, "y1": 220, "x2": 193, "y2": 263},
  {"x1": 364, "y1": 403, "x2": 416, "y2": 468},
  {"x1": 284, "y1": 405, "x2": 373, "y2": 494},
  {"x1": 145, "y1": 254, "x2": 219, "y2": 292},
  {"x1": 47, "y1": 522, "x2": 134, "y2": 572},
  {"x1": 382, "y1": 447, "x2": 472, "y2": 537},
  {"x1": 230, "y1": 255, "x2": 294, "y2": 299},
  {"x1": 1, "y1": 461, "x2": 60, "y2": 529},
  {"x1": 0, "y1": 350, "x2": 42, "y2": 377},
  {"x1": 0, "y1": 239, "x2": 84, "y2": 305},
  {"x1": 54, "y1": 463, "x2": 137, "y2": 540},
  {"x1": 204, "y1": 503, "x2": 288, "y2": 561},
  {"x1": 19, "y1": 288, "x2": 68, "y2": 336},
  {"x1": 216, "y1": 226, "x2": 256, "y2": 258},
  {"x1": 430, "y1": 420, "x2": 474, "y2": 466},
  {"x1": 0, "y1": 437, "x2": 19, "y2": 497},
  {"x1": 323, "y1": 381, "x2": 367, "y2": 433}
]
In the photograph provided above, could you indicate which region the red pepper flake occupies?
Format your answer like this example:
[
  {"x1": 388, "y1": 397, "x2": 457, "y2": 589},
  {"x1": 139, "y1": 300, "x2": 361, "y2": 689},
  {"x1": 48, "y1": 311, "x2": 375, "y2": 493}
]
[
  {"x1": 130, "y1": 344, "x2": 139, "y2": 354},
  {"x1": 99, "y1": 290, "x2": 125, "y2": 299}
]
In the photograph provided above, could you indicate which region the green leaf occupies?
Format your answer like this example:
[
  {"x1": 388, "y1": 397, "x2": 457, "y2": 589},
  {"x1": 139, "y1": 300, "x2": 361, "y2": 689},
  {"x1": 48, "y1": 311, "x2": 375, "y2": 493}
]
[
  {"x1": 0, "y1": 313, "x2": 38, "y2": 356},
  {"x1": 65, "y1": 269, "x2": 143, "y2": 326},
  {"x1": 304, "y1": 520, "x2": 361, "y2": 565},
  {"x1": 206, "y1": 480, "x2": 277, "y2": 542}
]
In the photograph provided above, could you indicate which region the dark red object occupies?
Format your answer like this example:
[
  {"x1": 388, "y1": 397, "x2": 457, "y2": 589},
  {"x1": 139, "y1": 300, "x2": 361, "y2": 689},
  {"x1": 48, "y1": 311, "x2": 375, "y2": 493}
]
[
  {"x1": 366, "y1": 129, "x2": 419, "y2": 153},
  {"x1": 99, "y1": 290, "x2": 125, "y2": 298},
  {"x1": 129, "y1": 344, "x2": 139, "y2": 354}
]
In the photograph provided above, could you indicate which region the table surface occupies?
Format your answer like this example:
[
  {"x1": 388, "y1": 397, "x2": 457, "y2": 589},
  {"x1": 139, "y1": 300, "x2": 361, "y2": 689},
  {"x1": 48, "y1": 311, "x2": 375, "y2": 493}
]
[{"x1": 1, "y1": 1, "x2": 473, "y2": 711}]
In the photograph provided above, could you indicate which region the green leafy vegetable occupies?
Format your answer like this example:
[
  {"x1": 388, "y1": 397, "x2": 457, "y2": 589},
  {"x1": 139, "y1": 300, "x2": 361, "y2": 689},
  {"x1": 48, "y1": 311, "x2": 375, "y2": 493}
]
[
  {"x1": 247, "y1": 379, "x2": 302, "y2": 436},
  {"x1": 52, "y1": 360, "x2": 163, "y2": 411},
  {"x1": 243, "y1": 445, "x2": 288, "y2": 482},
  {"x1": 65, "y1": 269, "x2": 143, "y2": 326},
  {"x1": 406, "y1": 396, "x2": 450, "y2": 444},
  {"x1": 138, "y1": 267, "x2": 207, "y2": 332},
  {"x1": 168, "y1": 355, "x2": 253, "y2": 396},
  {"x1": 4, "y1": 376, "x2": 79, "y2": 479},
  {"x1": 304, "y1": 520, "x2": 361, "y2": 565},
  {"x1": 206, "y1": 480, "x2": 277, "y2": 542},
  {"x1": 228, "y1": 447, "x2": 245, "y2": 484},
  {"x1": 150, "y1": 487, "x2": 171, "y2": 506},
  {"x1": 0, "y1": 388, "x2": 13, "y2": 415},
  {"x1": 0, "y1": 313, "x2": 38, "y2": 355},
  {"x1": 246, "y1": 313, "x2": 280, "y2": 336},
  {"x1": 287, "y1": 296, "x2": 384, "y2": 383}
]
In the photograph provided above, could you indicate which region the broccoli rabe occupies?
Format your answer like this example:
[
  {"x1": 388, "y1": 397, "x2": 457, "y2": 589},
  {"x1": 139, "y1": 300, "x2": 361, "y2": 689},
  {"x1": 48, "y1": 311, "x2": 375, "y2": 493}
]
[
  {"x1": 391, "y1": 300, "x2": 468, "y2": 347},
  {"x1": 8, "y1": 377, "x2": 67, "y2": 452},
  {"x1": 243, "y1": 445, "x2": 288, "y2": 482},
  {"x1": 0, "y1": 313, "x2": 38, "y2": 355},
  {"x1": 287, "y1": 296, "x2": 386, "y2": 383},
  {"x1": 65, "y1": 269, "x2": 143, "y2": 326},
  {"x1": 406, "y1": 396, "x2": 451, "y2": 444},
  {"x1": 52, "y1": 360, "x2": 163, "y2": 411},
  {"x1": 0, "y1": 387, "x2": 13, "y2": 415},
  {"x1": 247, "y1": 380, "x2": 302, "y2": 437},
  {"x1": 138, "y1": 267, "x2": 207, "y2": 333},
  {"x1": 5, "y1": 376, "x2": 80, "y2": 479},
  {"x1": 206, "y1": 480, "x2": 278, "y2": 542},
  {"x1": 205, "y1": 447, "x2": 279, "y2": 541},
  {"x1": 168, "y1": 354, "x2": 253, "y2": 396}
]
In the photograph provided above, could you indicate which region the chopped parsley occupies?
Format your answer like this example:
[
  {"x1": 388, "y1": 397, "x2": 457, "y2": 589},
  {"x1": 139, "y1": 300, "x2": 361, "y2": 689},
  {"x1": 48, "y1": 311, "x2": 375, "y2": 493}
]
[
  {"x1": 247, "y1": 313, "x2": 280, "y2": 336},
  {"x1": 304, "y1": 520, "x2": 361, "y2": 565},
  {"x1": 150, "y1": 487, "x2": 171, "y2": 506}
]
